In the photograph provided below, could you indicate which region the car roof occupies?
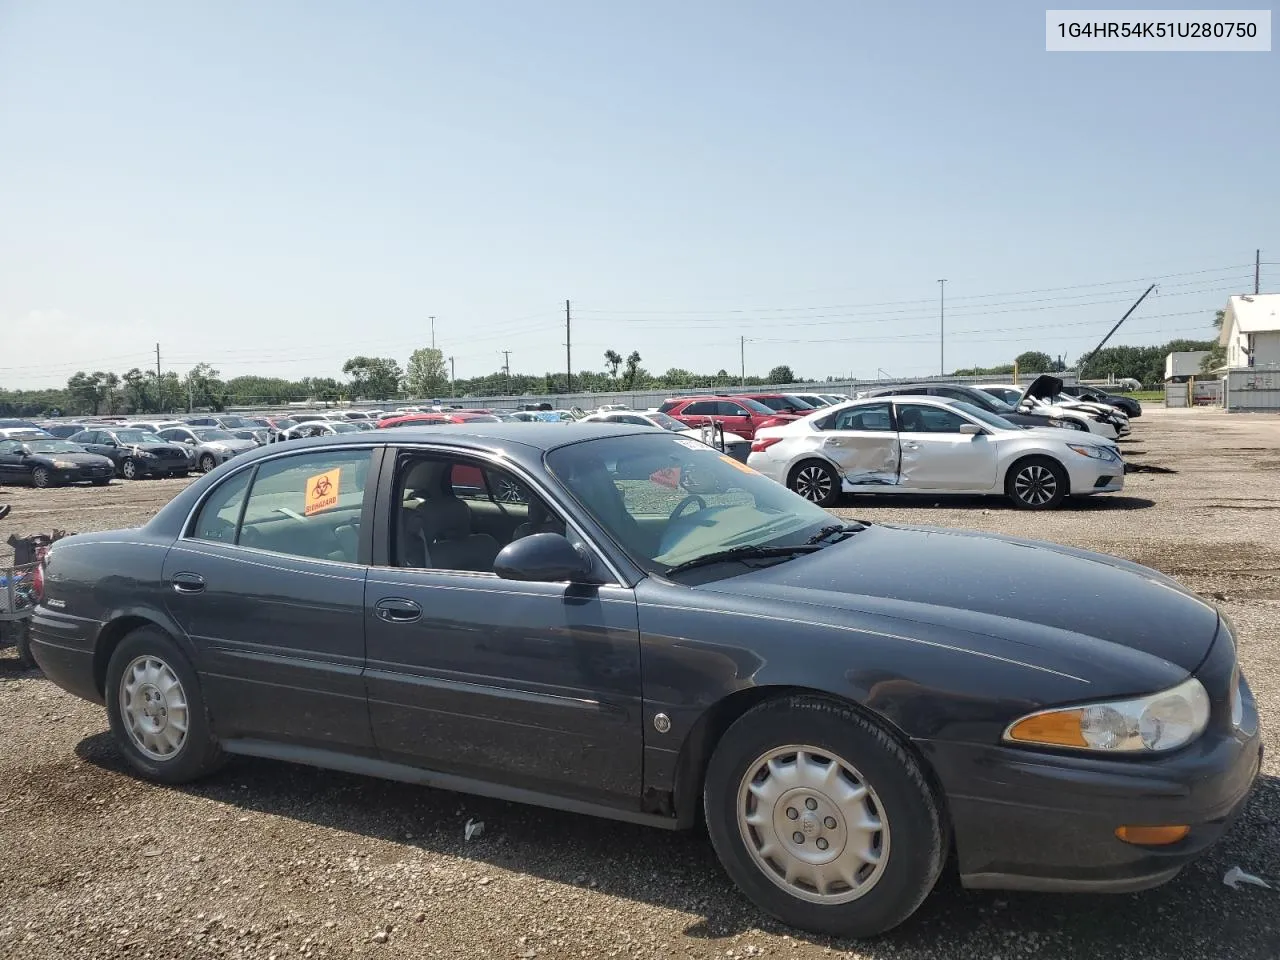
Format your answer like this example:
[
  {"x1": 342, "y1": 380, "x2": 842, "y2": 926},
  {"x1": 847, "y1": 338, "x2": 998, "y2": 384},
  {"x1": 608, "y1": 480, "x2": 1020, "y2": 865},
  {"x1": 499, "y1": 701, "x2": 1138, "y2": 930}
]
[{"x1": 269, "y1": 421, "x2": 651, "y2": 454}]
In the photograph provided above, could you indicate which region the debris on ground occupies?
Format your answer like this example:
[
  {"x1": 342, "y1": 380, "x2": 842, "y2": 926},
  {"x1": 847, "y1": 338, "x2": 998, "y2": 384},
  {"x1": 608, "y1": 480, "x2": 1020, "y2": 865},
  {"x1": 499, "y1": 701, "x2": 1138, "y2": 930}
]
[{"x1": 1224, "y1": 865, "x2": 1272, "y2": 890}]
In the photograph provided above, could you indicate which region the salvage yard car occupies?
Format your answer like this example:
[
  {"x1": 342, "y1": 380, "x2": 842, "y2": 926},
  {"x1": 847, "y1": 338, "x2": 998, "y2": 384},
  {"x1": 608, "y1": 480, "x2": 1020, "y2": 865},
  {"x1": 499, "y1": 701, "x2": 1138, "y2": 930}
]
[
  {"x1": 25, "y1": 423, "x2": 1261, "y2": 938},
  {"x1": 66, "y1": 427, "x2": 193, "y2": 480},
  {"x1": 156, "y1": 426, "x2": 259, "y2": 473},
  {"x1": 0, "y1": 436, "x2": 115, "y2": 487},
  {"x1": 746, "y1": 396, "x2": 1124, "y2": 509}
]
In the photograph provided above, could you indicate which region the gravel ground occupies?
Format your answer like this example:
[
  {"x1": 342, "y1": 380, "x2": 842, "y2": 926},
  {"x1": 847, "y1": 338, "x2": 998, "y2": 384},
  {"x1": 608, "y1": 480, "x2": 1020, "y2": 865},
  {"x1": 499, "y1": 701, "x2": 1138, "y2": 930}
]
[{"x1": 1, "y1": 406, "x2": 1278, "y2": 959}]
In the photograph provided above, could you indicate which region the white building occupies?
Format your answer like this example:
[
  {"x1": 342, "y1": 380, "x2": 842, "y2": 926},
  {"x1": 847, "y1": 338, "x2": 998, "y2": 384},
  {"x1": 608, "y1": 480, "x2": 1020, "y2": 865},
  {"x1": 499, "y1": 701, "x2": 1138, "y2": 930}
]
[{"x1": 1219, "y1": 294, "x2": 1280, "y2": 369}]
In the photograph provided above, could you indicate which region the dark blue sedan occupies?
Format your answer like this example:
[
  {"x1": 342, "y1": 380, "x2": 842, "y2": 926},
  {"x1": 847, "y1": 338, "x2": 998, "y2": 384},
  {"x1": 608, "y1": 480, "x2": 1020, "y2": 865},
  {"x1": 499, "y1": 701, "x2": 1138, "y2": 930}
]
[{"x1": 28, "y1": 423, "x2": 1261, "y2": 937}]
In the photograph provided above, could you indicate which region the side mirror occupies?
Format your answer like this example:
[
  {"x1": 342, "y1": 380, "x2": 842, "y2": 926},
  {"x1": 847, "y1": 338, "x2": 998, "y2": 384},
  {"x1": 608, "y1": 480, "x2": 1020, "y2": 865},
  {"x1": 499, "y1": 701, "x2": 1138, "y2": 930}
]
[
  {"x1": 494, "y1": 533, "x2": 595, "y2": 584},
  {"x1": 104, "y1": 440, "x2": 118, "y2": 447},
  {"x1": 20, "y1": 445, "x2": 33, "y2": 458},
  {"x1": 959, "y1": 423, "x2": 983, "y2": 436}
]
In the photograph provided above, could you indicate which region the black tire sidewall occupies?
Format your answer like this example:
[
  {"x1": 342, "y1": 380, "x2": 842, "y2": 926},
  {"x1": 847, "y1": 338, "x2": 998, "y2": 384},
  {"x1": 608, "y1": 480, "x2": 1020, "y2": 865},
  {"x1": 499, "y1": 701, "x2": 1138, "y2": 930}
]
[
  {"x1": 104, "y1": 627, "x2": 222, "y2": 784},
  {"x1": 1005, "y1": 456, "x2": 1067, "y2": 510},
  {"x1": 704, "y1": 697, "x2": 943, "y2": 938},
  {"x1": 121, "y1": 459, "x2": 137, "y2": 480},
  {"x1": 32, "y1": 468, "x2": 50, "y2": 489},
  {"x1": 789, "y1": 460, "x2": 840, "y2": 508}
]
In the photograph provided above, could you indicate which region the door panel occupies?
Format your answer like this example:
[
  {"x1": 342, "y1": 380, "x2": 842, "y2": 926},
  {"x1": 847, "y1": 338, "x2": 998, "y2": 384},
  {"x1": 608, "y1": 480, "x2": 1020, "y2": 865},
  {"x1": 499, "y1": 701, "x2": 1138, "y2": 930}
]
[
  {"x1": 820, "y1": 403, "x2": 901, "y2": 487},
  {"x1": 164, "y1": 541, "x2": 372, "y2": 751},
  {"x1": 894, "y1": 404, "x2": 998, "y2": 490},
  {"x1": 364, "y1": 572, "x2": 644, "y2": 806}
]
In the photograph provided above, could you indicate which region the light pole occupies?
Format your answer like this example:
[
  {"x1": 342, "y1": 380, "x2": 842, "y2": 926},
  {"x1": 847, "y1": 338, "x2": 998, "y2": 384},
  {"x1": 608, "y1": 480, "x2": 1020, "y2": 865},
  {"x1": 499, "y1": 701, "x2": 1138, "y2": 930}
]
[{"x1": 937, "y1": 279, "x2": 947, "y2": 376}]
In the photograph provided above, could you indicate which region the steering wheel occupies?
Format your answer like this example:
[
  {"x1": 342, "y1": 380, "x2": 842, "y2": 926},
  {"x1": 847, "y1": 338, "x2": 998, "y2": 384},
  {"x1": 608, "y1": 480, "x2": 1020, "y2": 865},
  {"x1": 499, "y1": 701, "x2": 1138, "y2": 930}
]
[{"x1": 670, "y1": 495, "x2": 707, "y2": 523}]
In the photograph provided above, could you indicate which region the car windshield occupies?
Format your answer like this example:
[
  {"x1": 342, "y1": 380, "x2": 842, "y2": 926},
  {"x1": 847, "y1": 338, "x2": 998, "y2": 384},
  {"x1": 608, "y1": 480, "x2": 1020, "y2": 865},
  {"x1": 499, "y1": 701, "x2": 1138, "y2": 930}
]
[
  {"x1": 546, "y1": 433, "x2": 836, "y2": 576},
  {"x1": 218, "y1": 417, "x2": 253, "y2": 428},
  {"x1": 740, "y1": 398, "x2": 777, "y2": 415},
  {"x1": 981, "y1": 387, "x2": 1023, "y2": 407},
  {"x1": 948, "y1": 401, "x2": 1019, "y2": 431},
  {"x1": 26, "y1": 439, "x2": 84, "y2": 454},
  {"x1": 328, "y1": 421, "x2": 361, "y2": 433},
  {"x1": 648, "y1": 412, "x2": 685, "y2": 431},
  {"x1": 113, "y1": 430, "x2": 163, "y2": 443},
  {"x1": 195, "y1": 429, "x2": 236, "y2": 440}
]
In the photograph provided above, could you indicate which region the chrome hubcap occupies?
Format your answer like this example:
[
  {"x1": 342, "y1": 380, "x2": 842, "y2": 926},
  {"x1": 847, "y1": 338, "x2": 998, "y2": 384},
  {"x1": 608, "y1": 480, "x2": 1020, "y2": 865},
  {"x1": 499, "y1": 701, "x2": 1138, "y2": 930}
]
[
  {"x1": 201, "y1": 456, "x2": 215, "y2": 472},
  {"x1": 123, "y1": 461, "x2": 136, "y2": 478},
  {"x1": 1014, "y1": 464, "x2": 1057, "y2": 505},
  {"x1": 120, "y1": 656, "x2": 189, "y2": 761},
  {"x1": 794, "y1": 466, "x2": 833, "y2": 502},
  {"x1": 737, "y1": 745, "x2": 889, "y2": 904}
]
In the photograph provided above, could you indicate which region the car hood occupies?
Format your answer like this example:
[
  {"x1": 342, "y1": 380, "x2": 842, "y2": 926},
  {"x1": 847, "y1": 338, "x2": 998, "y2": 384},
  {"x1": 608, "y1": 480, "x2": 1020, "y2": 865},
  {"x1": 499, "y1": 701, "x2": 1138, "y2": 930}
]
[
  {"x1": 123, "y1": 442, "x2": 188, "y2": 455},
  {"x1": 33, "y1": 451, "x2": 114, "y2": 466},
  {"x1": 698, "y1": 524, "x2": 1218, "y2": 677},
  {"x1": 1020, "y1": 374, "x2": 1064, "y2": 403}
]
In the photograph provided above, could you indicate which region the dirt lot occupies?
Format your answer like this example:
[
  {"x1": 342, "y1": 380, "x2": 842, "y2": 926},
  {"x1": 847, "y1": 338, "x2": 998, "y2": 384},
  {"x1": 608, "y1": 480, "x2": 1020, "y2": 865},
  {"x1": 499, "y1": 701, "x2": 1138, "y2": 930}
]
[{"x1": 2, "y1": 406, "x2": 1278, "y2": 959}]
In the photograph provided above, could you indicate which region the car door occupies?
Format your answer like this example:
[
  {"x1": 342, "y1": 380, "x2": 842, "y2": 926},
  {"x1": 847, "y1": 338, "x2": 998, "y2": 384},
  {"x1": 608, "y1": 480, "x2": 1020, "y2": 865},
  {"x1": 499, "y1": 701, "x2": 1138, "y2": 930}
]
[
  {"x1": 163, "y1": 446, "x2": 378, "y2": 752},
  {"x1": 0, "y1": 439, "x2": 25, "y2": 482},
  {"x1": 675, "y1": 400, "x2": 717, "y2": 429},
  {"x1": 362, "y1": 447, "x2": 644, "y2": 809},
  {"x1": 815, "y1": 402, "x2": 901, "y2": 487},
  {"x1": 76, "y1": 431, "x2": 118, "y2": 466},
  {"x1": 893, "y1": 402, "x2": 999, "y2": 490},
  {"x1": 714, "y1": 401, "x2": 756, "y2": 438},
  {"x1": 159, "y1": 427, "x2": 196, "y2": 455}
]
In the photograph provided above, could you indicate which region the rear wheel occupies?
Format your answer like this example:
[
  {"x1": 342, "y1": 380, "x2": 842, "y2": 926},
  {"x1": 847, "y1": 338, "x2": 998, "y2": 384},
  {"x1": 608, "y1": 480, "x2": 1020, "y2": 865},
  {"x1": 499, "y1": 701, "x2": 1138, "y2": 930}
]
[
  {"x1": 31, "y1": 467, "x2": 52, "y2": 489},
  {"x1": 1005, "y1": 456, "x2": 1067, "y2": 510},
  {"x1": 105, "y1": 627, "x2": 224, "y2": 783},
  {"x1": 788, "y1": 460, "x2": 840, "y2": 508},
  {"x1": 704, "y1": 696, "x2": 945, "y2": 938}
]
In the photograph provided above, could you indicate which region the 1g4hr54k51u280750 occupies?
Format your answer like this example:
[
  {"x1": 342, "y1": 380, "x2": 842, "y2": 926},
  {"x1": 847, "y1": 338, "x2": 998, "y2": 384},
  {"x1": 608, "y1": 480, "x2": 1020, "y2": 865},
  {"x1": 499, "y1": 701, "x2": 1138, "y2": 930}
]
[{"x1": 27, "y1": 423, "x2": 1261, "y2": 938}]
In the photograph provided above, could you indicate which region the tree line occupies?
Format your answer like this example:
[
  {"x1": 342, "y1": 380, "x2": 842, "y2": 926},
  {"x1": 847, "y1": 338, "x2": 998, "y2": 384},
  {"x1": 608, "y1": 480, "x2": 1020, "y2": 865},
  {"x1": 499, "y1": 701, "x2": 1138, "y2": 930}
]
[{"x1": 0, "y1": 329, "x2": 1222, "y2": 418}]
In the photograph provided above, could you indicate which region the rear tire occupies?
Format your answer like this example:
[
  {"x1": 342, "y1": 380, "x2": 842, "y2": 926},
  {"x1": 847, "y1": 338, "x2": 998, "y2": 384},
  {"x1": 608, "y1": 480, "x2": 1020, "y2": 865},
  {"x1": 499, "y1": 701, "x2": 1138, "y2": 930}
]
[
  {"x1": 1005, "y1": 456, "x2": 1067, "y2": 510},
  {"x1": 105, "y1": 627, "x2": 224, "y2": 784},
  {"x1": 788, "y1": 460, "x2": 840, "y2": 508},
  {"x1": 703, "y1": 696, "x2": 945, "y2": 938}
]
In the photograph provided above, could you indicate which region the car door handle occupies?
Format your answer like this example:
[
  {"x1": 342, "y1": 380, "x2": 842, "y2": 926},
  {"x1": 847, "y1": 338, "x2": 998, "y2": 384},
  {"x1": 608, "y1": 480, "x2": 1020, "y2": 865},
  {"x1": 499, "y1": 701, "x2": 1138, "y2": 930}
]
[
  {"x1": 826, "y1": 438, "x2": 845, "y2": 446},
  {"x1": 171, "y1": 572, "x2": 206, "y2": 594},
  {"x1": 902, "y1": 441, "x2": 920, "y2": 450},
  {"x1": 375, "y1": 598, "x2": 422, "y2": 623}
]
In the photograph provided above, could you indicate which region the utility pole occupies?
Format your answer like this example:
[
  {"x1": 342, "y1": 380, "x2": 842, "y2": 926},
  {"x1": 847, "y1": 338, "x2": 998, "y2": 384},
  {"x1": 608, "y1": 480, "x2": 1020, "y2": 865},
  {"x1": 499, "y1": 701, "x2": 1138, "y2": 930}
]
[
  {"x1": 502, "y1": 350, "x2": 511, "y2": 395},
  {"x1": 1079, "y1": 283, "x2": 1157, "y2": 378},
  {"x1": 937, "y1": 280, "x2": 946, "y2": 376},
  {"x1": 1256, "y1": 249, "x2": 1262, "y2": 295},
  {"x1": 565, "y1": 299, "x2": 572, "y2": 393},
  {"x1": 449, "y1": 356, "x2": 455, "y2": 397},
  {"x1": 430, "y1": 316, "x2": 436, "y2": 351},
  {"x1": 155, "y1": 343, "x2": 163, "y2": 412},
  {"x1": 740, "y1": 336, "x2": 746, "y2": 388}
]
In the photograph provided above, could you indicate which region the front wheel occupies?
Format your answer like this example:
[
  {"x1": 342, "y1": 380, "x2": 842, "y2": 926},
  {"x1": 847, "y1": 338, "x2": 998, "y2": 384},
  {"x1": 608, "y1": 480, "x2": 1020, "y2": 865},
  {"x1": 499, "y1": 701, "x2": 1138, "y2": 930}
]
[
  {"x1": 120, "y1": 458, "x2": 139, "y2": 480},
  {"x1": 199, "y1": 454, "x2": 216, "y2": 473},
  {"x1": 31, "y1": 467, "x2": 52, "y2": 489},
  {"x1": 104, "y1": 627, "x2": 224, "y2": 784},
  {"x1": 1005, "y1": 456, "x2": 1067, "y2": 510},
  {"x1": 788, "y1": 460, "x2": 840, "y2": 508},
  {"x1": 704, "y1": 696, "x2": 945, "y2": 938}
]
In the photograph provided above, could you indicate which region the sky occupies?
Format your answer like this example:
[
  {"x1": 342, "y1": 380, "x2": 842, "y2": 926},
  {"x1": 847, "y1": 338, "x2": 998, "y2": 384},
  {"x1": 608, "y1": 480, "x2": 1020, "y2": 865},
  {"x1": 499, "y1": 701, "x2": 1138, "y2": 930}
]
[{"x1": 1, "y1": 1, "x2": 1277, "y2": 391}]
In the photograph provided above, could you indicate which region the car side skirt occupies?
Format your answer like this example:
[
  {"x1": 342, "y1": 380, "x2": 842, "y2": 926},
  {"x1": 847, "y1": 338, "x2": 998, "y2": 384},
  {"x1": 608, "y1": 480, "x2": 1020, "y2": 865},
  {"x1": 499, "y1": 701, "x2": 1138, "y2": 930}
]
[
  {"x1": 961, "y1": 866, "x2": 1181, "y2": 893},
  {"x1": 221, "y1": 738, "x2": 682, "y2": 831}
]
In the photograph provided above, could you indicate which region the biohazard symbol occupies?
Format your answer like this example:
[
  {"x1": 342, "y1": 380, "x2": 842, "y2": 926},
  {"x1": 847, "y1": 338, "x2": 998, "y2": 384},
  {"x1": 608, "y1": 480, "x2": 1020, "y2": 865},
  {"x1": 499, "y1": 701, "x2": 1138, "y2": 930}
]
[{"x1": 304, "y1": 468, "x2": 342, "y2": 517}]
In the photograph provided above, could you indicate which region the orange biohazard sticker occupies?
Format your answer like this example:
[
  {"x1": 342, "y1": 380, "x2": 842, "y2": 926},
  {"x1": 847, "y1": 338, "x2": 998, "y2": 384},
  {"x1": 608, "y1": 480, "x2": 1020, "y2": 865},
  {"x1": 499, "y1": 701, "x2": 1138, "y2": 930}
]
[
  {"x1": 720, "y1": 455, "x2": 759, "y2": 475},
  {"x1": 649, "y1": 466, "x2": 682, "y2": 489},
  {"x1": 304, "y1": 468, "x2": 341, "y2": 516}
]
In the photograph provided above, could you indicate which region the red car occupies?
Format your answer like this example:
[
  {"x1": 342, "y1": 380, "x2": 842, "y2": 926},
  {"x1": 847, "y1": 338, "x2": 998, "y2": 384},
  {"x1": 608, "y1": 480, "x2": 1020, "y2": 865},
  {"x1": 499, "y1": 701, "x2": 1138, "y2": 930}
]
[{"x1": 657, "y1": 395, "x2": 798, "y2": 440}]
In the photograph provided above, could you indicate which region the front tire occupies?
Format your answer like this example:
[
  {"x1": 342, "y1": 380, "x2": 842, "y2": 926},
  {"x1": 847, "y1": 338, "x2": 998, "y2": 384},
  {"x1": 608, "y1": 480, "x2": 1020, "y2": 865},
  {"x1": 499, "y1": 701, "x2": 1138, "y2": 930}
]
[
  {"x1": 704, "y1": 696, "x2": 945, "y2": 938},
  {"x1": 788, "y1": 460, "x2": 840, "y2": 508},
  {"x1": 199, "y1": 454, "x2": 216, "y2": 473},
  {"x1": 120, "y1": 458, "x2": 139, "y2": 480},
  {"x1": 1005, "y1": 456, "x2": 1068, "y2": 510},
  {"x1": 104, "y1": 627, "x2": 224, "y2": 784},
  {"x1": 31, "y1": 467, "x2": 52, "y2": 489}
]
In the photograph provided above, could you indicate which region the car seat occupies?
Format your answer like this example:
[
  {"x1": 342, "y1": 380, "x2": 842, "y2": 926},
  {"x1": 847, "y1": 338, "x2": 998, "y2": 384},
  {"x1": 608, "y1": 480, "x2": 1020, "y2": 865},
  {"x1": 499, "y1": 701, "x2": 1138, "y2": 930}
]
[
  {"x1": 512, "y1": 499, "x2": 566, "y2": 541},
  {"x1": 897, "y1": 407, "x2": 925, "y2": 432},
  {"x1": 399, "y1": 462, "x2": 500, "y2": 572}
]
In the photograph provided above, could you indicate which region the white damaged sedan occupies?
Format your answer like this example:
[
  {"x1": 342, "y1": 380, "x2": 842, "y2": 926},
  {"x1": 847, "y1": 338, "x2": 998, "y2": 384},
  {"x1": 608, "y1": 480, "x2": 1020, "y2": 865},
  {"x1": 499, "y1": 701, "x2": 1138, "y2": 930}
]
[{"x1": 747, "y1": 396, "x2": 1124, "y2": 509}]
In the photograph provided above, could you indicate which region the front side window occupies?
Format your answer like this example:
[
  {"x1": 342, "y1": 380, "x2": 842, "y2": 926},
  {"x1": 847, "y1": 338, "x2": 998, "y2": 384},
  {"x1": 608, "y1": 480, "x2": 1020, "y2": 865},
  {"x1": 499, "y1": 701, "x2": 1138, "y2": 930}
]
[
  {"x1": 715, "y1": 402, "x2": 749, "y2": 416},
  {"x1": 545, "y1": 434, "x2": 834, "y2": 575},
  {"x1": 231, "y1": 449, "x2": 372, "y2": 561},
  {"x1": 111, "y1": 430, "x2": 164, "y2": 444},
  {"x1": 681, "y1": 401, "x2": 717, "y2": 415},
  {"x1": 754, "y1": 397, "x2": 788, "y2": 412},
  {"x1": 895, "y1": 404, "x2": 970, "y2": 434}
]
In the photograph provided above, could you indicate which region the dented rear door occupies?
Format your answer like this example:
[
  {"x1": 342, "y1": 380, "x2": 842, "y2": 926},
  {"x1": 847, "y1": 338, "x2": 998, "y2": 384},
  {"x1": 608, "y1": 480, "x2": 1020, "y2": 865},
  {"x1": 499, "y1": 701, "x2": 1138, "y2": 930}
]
[{"x1": 819, "y1": 402, "x2": 901, "y2": 487}]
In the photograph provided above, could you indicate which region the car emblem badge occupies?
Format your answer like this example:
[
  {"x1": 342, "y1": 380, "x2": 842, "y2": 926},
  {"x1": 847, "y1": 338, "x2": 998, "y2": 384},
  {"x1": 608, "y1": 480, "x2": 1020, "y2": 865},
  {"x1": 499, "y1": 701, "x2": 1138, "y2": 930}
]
[
  {"x1": 802, "y1": 815, "x2": 817, "y2": 835},
  {"x1": 652, "y1": 713, "x2": 671, "y2": 734}
]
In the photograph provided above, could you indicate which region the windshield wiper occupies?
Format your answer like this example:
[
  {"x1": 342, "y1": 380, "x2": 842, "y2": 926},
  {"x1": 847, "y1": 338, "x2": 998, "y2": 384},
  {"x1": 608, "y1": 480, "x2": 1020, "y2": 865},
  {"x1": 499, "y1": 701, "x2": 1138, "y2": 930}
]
[
  {"x1": 804, "y1": 522, "x2": 868, "y2": 545},
  {"x1": 665, "y1": 544, "x2": 824, "y2": 576}
]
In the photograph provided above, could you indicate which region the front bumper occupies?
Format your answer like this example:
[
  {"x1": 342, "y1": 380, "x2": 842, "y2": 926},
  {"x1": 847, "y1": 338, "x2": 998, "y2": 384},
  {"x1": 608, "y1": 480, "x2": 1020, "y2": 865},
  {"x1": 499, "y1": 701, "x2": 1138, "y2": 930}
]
[
  {"x1": 1064, "y1": 455, "x2": 1125, "y2": 495},
  {"x1": 135, "y1": 458, "x2": 191, "y2": 476},
  {"x1": 923, "y1": 678, "x2": 1262, "y2": 892}
]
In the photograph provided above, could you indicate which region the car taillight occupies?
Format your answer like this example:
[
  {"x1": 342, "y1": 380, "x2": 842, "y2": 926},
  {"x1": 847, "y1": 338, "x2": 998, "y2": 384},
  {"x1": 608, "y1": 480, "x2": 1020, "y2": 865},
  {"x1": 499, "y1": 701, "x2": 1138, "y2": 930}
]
[
  {"x1": 32, "y1": 560, "x2": 45, "y2": 601},
  {"x1": 751, "y1": 437, "x2": 783, "y2": 453}
]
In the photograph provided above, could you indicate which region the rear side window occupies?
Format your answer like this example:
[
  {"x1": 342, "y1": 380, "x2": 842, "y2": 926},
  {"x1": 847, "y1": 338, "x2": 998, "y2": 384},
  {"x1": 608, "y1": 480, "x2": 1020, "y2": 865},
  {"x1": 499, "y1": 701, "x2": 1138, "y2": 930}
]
[
  {"x1": 829, "y1": 403, "x2": 893, "y2": 431},
  {"x1": 657, "y1": 401, "x2": 679, "y2": 413},
  {"x1": 714, "y1": 401, "x2": 747, "y2": 416},
  {"x1": 191, "y1": 469, "x2": 252, "y2": 543}
]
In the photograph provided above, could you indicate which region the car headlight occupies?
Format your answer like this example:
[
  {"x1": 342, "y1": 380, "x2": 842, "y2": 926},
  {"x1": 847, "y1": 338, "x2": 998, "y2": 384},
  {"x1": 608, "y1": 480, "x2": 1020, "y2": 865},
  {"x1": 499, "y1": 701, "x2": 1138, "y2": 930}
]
[
  {"x1": 52, "y1": 460, "x2": 79, "y2": 469},
  {"x1": 1004, "y1": 677, "x2": 1210, "y2": 754},
  {"x1": 135, "y1": 450, "x2": 156, "y2": 458},
  {"x1": 1046, "y1": 417, "x2": 1084, "y2": 431},
  {"x1": 1067, "y1": 443, "x2": 1110, "y2": 460}
]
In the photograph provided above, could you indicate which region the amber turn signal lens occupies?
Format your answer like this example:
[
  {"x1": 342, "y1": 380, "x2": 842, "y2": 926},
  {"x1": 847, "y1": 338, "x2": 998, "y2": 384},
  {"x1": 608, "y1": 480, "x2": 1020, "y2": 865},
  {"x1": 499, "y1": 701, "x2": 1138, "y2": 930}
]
[
  {"x1": 1115, "y1": 825, "x2": 1190, "y2": 846},
  {"x1": 1005, "y1": 709, "x2": 1087, "y2": 747}
]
